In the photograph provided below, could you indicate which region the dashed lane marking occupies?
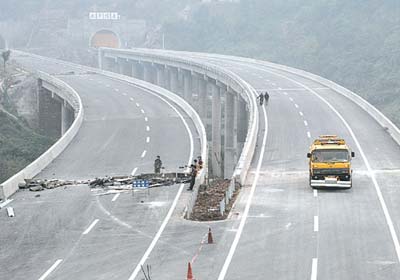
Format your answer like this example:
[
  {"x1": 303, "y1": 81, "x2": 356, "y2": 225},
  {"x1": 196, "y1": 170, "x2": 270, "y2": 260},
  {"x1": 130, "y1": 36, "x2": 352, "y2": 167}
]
[
  {"x1": 131, "y1": 167, "x2": 138, "y2": 176},
  {"x1": 146, "y1": 126, "x2": 150, "y2": 131},
  {"x1": 112, "y1": 193, "x2": 120, "y2": 202},
  {"x1": 307, "y1": 131, "x2": 311, "y2": 138},
  {"x1": 141, "y1": 150, "x2": 147, "y2": 158},
  {"x1": 146, "y1": 137, "x2": 150, "y2": 143},
  {"x1": 83, "y1": 219, "x2": 99, "y2": 235},
  {"x1": 314, "y1": 216, "x2": 319, "y2": 232},
  {"x1": 299, "y1": 111, "x2": 304, "y2": 116},
  {"x1": 141, "y1": 109, "x2": 145, "y2": 114},
  {"x1": 37, "y1": 259, "x2": 63, "y2": 280},
  {"x1": 311, "y1": 258, "x2": 318, "y2": 280},
  {"x1": 304, "y1": 120, "x2": 308, "y2": 126}
]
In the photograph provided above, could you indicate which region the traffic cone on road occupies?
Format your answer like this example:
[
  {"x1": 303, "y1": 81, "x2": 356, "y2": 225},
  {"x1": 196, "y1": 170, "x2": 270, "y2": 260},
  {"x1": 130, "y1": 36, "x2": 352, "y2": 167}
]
[
  {"x1": 187, "y1": 262, "x2": 194, "y2": 280},
  {"x1": 208, "y1": 227, "x2": 214, "y2": 244}
]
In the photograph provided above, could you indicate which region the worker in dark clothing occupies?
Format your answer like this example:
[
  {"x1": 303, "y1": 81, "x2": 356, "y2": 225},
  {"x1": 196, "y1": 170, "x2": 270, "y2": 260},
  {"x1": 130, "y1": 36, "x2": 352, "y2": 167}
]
[
  {"x1": 197, "y1": 156, "x2": 203, "y2": 169},
  {"x1": 264, "y1": 91, "x2": 270, "y2": 105},
  {"x1": 257, "y1": 93, "x2": 264, "y2": 106},
  {"x1": 187, "y1": 164, "x2": 197, "y2": 191},
  {"x1": 154, "y1": 156, "x2": 162, "y2": 174}
]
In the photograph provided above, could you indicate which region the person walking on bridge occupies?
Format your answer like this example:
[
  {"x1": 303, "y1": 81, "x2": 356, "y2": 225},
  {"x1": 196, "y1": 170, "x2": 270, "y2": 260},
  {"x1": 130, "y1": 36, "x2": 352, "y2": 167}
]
[
  {"x1": 264, "y1": 91, "x2": 270, "y2": 105},
  {"x1": 154, "y1": 156, "x2": 162, "y2": 174},
  {"x1": 257, "y1": 92, "x2": 264, "y2": 106}
]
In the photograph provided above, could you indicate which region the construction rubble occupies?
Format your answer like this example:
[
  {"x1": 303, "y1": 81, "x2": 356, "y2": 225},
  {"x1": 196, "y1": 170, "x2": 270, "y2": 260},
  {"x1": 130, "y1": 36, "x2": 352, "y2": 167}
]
[
  {"x1": 19, "y1": 172, "x2": 191, "y2": 193},
  {"x1": 191, "y1": 179, "x2": 241, "y2": 221}
]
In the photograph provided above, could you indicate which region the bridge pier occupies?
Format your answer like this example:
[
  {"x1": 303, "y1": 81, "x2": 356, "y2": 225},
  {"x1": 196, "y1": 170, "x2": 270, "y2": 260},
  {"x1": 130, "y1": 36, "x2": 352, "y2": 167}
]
[
  {"x1": 169, "y1": 67, "x2": 179, "y2": 94},
  {"x1": 118, "y1": 59, "x2": 132, "y2": 76},
  {"x1": 237, "y1": 97, "x2": 248, "y2": 158},
  {"x1": 183, "y1": 70, "x2": 193, "y2": 103},
  {"x1": 156, "y1": 65, "x2": 166, "y2": 88},
  {"x1": 38, "y1": 81, "x2": 62, "y2": 139},
  {"x1": 198, "y1": 76, "x2": 208, "y2": 120},
  {"x1": 132, "y1": 62, "x2": 143, "y2": 79},
  {"x1": 211, "y1": 81, "x2": 222, "y2": 178},
  {"x1": 143, "y1": 63, "x2": 155, "y2": 84},
  {"x1": 224, "y1": 89, "x2": 237, "y2": 178}
]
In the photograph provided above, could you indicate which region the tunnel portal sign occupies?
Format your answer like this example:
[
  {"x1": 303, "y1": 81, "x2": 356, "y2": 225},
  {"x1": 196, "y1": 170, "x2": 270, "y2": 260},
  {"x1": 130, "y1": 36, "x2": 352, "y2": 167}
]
[{"x1": 89, "y1": 12, "x2": 121, "y2": 20}]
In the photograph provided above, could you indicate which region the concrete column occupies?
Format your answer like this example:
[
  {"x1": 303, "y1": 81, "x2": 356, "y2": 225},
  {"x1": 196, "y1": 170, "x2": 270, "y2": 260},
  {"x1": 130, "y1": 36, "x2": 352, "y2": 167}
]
[
  {"x1": 183, "y1": 70, "x2": 193, "y2": 103},
  {"x1": 38, "y1": 81, "x2": 62, "y2": 139},
  {"x1": 103, "y1": 57, "x2": 115, "y2": 72},
  {"x1": 131, "y1": 62, "x2": 142, "y2": 79},
  {"x1": 237, "y1": 97, "x2": 248, "y2": 157},
  {"x1": 211, "y1": 82, "x2": 222, "y2": 178},
  {"x1": 224, "y1": 89, "x2": 237, "y2": 178},
  {"x1": 164, "y1": 69, "x2": 171, "y2": 90},
  {"x1": 143, "y1": 63, "x2": 154, "y2": 83},
  {"x1": 156, "y1": 65, "x2": 166, "y2": 88},
  {"x1": 169, "y1": 67, "x2": 179, "y2": 94},
  {"x1": 198, "y1": 77, "x2": 207, "y2": 120}
]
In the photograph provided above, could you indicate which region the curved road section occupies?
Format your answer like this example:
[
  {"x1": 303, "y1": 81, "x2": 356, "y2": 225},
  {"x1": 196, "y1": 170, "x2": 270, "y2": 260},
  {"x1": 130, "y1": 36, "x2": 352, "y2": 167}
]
[{"x1": 0, "y1": 54, "x2": 200, "y2": 279}]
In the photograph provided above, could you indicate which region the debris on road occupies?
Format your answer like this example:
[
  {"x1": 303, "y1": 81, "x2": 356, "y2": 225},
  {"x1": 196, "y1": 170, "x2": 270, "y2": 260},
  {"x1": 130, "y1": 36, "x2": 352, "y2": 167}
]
[{"x1": 191, "y1": 179, "x2": 240, "y2": 221}]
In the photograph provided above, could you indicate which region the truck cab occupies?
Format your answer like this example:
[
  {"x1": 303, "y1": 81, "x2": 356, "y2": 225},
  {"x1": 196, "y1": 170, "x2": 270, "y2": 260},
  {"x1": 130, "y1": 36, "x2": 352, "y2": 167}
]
[{"x1": 307, "y1": 135, "x2": 355, "y2": 189}]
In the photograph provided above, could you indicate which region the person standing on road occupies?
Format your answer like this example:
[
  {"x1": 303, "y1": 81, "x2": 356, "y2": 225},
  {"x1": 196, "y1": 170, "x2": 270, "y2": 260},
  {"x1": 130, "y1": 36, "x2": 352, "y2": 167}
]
[
  {"x1": 264, "y1": 91, "x2": 270, "y2": 105},
  {"x1": 257, "y1": 92, "x2": 264, "y2": 106},
  {"x1": 154, "y1": 156, "x2": 162, "y2": 174},
  {"x1": 187, "y1": 164, "x2": 197, "y2": 191}
]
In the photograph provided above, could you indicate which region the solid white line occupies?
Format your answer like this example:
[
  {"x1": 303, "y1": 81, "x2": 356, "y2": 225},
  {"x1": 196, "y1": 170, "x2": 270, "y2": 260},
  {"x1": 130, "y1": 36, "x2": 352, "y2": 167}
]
[
  {"x1": 294, "y1": 104, "x2": 299, "y2": 108},
  {"x1": 313, "y1": 189, "x2": 318, "y2": 197},
  {"x1": 252, "y1": 64, "x2": 400, "y2": 262},
  {"x1": 146, "y1": 126, "x2": 150, "y2": 131},
  {"x1": 304, "y1": 120, "x2": 309, "y2": 126},
  {"x1": 144, "y1": 117, "x2": 148, "y2": 122},
  {"x1": 131, "y1": 167, "x2": 138, "y2": 176},
  {"x1": 83, "y1": 219, "x2": 99, "y2": 235},
  {"x1": 299, "y1": 111, "x2": 304, "y2": 117},
  {"x1": 218, "y1": 98, "x2": 268, "y2": 280},
  {"x1": 136, "y1": 102, "x2": 140, "y2": 107},
  {"x1": 38, "y1": 259, "x2": 63, "y2": 280},
  {"x1": 289, "y1": 97, "x2": 294, "y2": 102},
  {"x1": 141, "y1": 109, "x2": 145, "y2": 114},
  {"x1": 112, "y1": 193, "x2": 120, "y2": 202},
  {"x1": 307, "y1": 131, "x2": 311, "y2": 138},
  {"x1": 127, "y1": 89, "x2": 195, "y2": 280},
  {"x1": 141, "y1": 150, "x2": 147, "y2": 158},
  {"x1": 146, "y1": 137, "x2": 150, "y2": 143},
  {"x1": 311, "y1": 258, "x2": 318, "y2": 280},
  {"x1": 314, "y1": 216, "x2": 319, "y2": 232}
]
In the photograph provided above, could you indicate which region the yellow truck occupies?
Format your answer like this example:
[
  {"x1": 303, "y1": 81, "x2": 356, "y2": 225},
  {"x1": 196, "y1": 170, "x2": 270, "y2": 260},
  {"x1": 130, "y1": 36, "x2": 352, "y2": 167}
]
[{"x1": 307, "y1": 135, "x2": 355, "y2": 189}]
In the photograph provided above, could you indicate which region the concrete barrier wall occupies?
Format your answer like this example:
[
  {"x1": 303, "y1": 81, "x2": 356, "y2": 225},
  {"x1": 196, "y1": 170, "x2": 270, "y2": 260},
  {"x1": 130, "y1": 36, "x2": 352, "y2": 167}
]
[{"x1": 0, "y1": 71, "x2": 84, "y2": 200}]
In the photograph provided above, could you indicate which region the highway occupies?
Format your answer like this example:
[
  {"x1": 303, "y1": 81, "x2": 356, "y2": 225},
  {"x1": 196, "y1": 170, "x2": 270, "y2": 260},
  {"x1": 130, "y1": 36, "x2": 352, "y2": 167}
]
[
  {"x1": 0, "y1": 54, "x2": 200, "y2": 279},
  {"x1": 2, "y1": 51, "x2": 400, "y2": 280}
]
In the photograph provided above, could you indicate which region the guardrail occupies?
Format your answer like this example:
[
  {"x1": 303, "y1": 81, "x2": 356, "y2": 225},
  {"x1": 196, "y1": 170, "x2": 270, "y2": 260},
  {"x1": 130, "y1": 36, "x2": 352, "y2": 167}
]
[{"x1": 0, "y1": 71, "x2": 83, "y2": 200}]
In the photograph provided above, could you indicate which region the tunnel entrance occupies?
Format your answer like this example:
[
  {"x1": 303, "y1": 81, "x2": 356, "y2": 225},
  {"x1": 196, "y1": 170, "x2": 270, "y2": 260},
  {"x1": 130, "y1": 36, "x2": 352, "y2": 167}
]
[
  {"x1": 0, "y1": 35, "x2": 6, "y2": 49},
  {"x1": 90, "y1": 30, "x2": 120, "y2": 48}
]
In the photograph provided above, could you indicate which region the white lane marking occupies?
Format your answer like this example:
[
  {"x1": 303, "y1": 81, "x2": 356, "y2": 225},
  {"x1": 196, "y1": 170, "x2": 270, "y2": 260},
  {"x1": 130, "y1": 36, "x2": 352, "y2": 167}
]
[
  {"x1": 144, "y1": 117, "x2": 148, "y2": 122},
  {"x1": 278, "y1": 87, "x2": 282, "y2": 90},
  {"x1": 136, "y1": 102, "x2": 140, "y2": 107},
  {"x1": 289, "y1": 97, "x2": 294, "y2": 102},
  {"x1": 38, "y1": 259, "x2": 63, "y2": 280},
  {"x1": 0, "y1": 199, "x2": 13, "y2": 209},
  {"x1": 218, "y1": 97, "x2": 268, "y2": 280},
  {"x1": 304, "y1": 120, "x2": 309, "y2": 126},
  {"x1": 83, "y1": 219, "x2": 99, "y2": 235},
  {"x1": 123, "y1": 93, "x2": 128, "y2": 96},
  {"x1": 294, "y1": 104, "x2": 299, "y2": 108},
  {"x1": 283, "y1": 92, "x2": 288, "y2": 95},
  {"x1": 254, "y1": 64, "x2": 400, "y2": 262},
  {"x1": 311, "y1": 258, "x2": 318, "y2": 280},
  {"x1": 112, "y1": 193, "x2": 120, "y2": 202},
  {"x1": 114, "y1": 88, "x2": 119, "y2": 92},
  {"x1": 141, "y1": 150, "x2": 147, "y2": 158},
  {"x1": 146, "y1": 137, "x2": 150, "y2": 143},
  {"x1": 141, "y1": 109, "x2": 145, "y2": 114},
  {"x1": 146, "y1": 126, "x2": 150, "y2": 131},
  {"x1": 271, "y1": 82, "x2": 277, "y2": 86},
  {"x1": 299, "y1": 111, "x2": 304, "y2": 117},
  {"x1": 314, "y1": 216, "x2": 319, "y2": 232},
  {"x1": 307, "y1": 131, "x2": 311, "y2": 138},
  {"x1": 313, "y1": 189, "x2": 318, "y2": 197},
  {"x1": 131, "y1": 167, "x2": 138, "y2": 176},
  {"x1": 129, "y1": 97, "x2": 134, "y2": 101},
  {"x1": 127, "y1": 89, "x2": 195, "y2": 280}
]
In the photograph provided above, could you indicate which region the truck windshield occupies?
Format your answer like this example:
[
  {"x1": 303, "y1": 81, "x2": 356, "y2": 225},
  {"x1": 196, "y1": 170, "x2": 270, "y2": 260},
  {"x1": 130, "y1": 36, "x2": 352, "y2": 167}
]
[{"x1": 312, "y1": 149, "x2": 349, "y2": 163}]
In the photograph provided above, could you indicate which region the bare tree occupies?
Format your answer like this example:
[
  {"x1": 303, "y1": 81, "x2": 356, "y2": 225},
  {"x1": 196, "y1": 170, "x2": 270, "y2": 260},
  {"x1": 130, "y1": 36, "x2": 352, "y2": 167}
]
[{"x1": 2, "y1": 50, "x2": 11, "y2": 71}]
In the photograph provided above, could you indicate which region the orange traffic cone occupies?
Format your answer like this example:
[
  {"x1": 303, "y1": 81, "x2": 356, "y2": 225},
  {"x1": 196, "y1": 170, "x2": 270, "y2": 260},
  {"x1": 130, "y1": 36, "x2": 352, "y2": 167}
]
[
  {"x1": 187, "y1": 262, "x2": 194, "y2": 280},
  {"x1": 208, "y1": 227, "x2": 214, "y2": 244}
]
